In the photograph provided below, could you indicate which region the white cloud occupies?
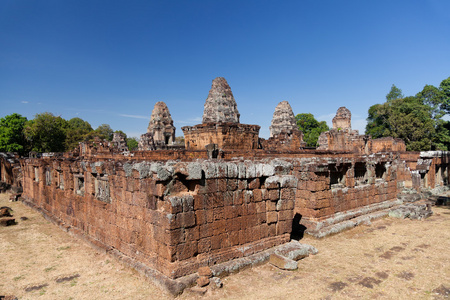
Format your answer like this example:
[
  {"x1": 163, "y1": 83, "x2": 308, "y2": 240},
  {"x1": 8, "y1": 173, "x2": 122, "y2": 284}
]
[
  {"x1": 21, "y1": 101, "x2": 29, "y2": 104},
  {"x1": 119, "y1": 114, "x2": 149, "y2": 119},
  {"x1": 174, "y1": 117, "x2": 202, "y2": 126}
]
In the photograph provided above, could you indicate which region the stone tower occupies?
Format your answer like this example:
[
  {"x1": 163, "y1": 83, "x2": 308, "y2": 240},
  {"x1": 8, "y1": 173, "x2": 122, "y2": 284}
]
[
  {"x1": 269, "y1": 101, "x2": 298, "y2": 137},
  {"x1": 202, "y1": 77, "x2": 240, "y2": 124},
  {"x1": 332, "y1": 107, "x2": 351, "y2": 130},
  {"x1": 182, "y1": 77, "x2": 260, "y2": 150},
  {"x1": 147, "y1": 101, "x2": 176, "y2": 145}
]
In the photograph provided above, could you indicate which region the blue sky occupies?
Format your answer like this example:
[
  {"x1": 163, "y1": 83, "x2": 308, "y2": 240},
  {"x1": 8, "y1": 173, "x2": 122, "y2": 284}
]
[{"x1": 1, "y1": 0, "x2": 450, "y2": 139}]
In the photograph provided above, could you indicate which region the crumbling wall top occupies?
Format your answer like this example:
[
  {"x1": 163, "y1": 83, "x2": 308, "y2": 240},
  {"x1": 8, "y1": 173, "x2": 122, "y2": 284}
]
[{"x1": 202, "y1": 77, "x2": 240, "y2": 124}]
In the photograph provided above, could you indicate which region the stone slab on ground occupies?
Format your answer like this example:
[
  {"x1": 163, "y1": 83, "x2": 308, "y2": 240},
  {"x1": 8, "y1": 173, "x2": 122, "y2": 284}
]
[
  {"x1": 274, "y1": 240, "x2": 318, "y2": 261},
  {"x1": 269, "y1": 253, "x2": 298, "y2": 270},
  {"x1": 389, "y1": 203, "x2": 433, "y2": 220}
]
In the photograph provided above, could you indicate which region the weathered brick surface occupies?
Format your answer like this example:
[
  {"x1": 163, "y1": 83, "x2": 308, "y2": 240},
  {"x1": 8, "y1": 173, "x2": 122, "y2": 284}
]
[{"x1": 7, "y1": 147, "x2": 450, "y2": 281}]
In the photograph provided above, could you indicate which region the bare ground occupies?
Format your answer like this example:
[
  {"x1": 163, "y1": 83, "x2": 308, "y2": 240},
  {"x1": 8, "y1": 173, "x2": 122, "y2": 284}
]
[{"x1": 0, "y1": 193, "x2": 449, "y2": 300}]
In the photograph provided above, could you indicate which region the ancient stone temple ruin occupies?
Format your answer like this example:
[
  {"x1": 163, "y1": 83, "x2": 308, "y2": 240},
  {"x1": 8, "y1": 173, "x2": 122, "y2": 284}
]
[
  {"x1": 317, "y1": 107, "x2": 405, "y2": 153},
  {"x1": 111, "y1": 132, "x2": 128, "y2": 152},
  {"x1": 182, "y1": 77, "x2": 260, "y2": 150},
  {"x1": 139, "y1": 101, "x2": 176, "y2": 150},
  {"x1": 1, "y1": 77, "x2": 449, "y2": 295},
  {"x1": 261, "y1": 101, "x2": 305, "y2": 151}
]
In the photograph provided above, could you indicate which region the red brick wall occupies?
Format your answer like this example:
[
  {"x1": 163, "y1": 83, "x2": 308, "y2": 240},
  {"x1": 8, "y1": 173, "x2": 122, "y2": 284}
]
[{"x1": 18, "y1": 150, "x2": 450, "y2": 280}]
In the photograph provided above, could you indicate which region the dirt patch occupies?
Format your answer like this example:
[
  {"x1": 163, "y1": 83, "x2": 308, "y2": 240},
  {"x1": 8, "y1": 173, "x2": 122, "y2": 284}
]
[
  {"x1": 328, "y1": 281, "x2": 348, "y2": 292},
  {"x1": 432, "y1": 284, "x2": 450, "y2": 298},
  {"x1": 55, "y1": 274, "x2": 80, "y2": 283},
  {"x1": 379, "y1": 251, "x2": 394, "y2": 259},
  {"x1": 358, "y1": 277, "x2": 382, "y2": 289},
  {"x1": 375, "y1": 271, "x2": 389, "y2": 279},
  {"x1": 24, "y1": 283, "x2": 48, "y2": 292},
  {"x1": 401, "y1": 256, "x2": 415, "y2": 260},
  {"x1": 346, "y1": 275, "x2": 363, "y2": 283},
  {"x1": 1, "y1": 193, "x2": 450, "y2": 299},
  {"x1": 396, "y1": 271, "x2": 415, "y2": 280},
  {"x1": 416, "y1": 243, "x2": 431, "y2": 249},
  {"x1": 390, "y1": 246, "x2": 405, "y2": 252}
]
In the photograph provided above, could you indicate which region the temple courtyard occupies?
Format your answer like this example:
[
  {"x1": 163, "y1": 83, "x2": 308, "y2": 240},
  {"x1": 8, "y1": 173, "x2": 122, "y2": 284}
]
[{"x1": 1, "y1": 192, "x2": 448, "y2": 299}]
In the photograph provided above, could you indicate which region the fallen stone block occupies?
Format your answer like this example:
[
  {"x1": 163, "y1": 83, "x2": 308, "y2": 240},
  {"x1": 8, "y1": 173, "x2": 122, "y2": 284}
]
[
  {"x1": 0, "y1": 207, "x2": 12, "y2": 217},
  {"x1": 197, "y1": 276, "x2": 210, "y2": 287},
  {"x1": 210, "y1": 277, "x2": 223, "y2": 289},
  {"x1": 198, "y1": 266, "x2": 213, "y2": 278},
  {"x1": 274, "y1": 240, "x2": 318, "y2": 261},
  {"x1": 187, "y1": 286, "x2": 207, "y2": 295},
  {"x1": 269, "y1": 253, "x2": 298, "y2": 270},
  {"x1": 389, "y1": 203, "x2": 432, "y2": 220},
  {"x1": 0, "y1": 217, "x2": 15, "y2": 226}
]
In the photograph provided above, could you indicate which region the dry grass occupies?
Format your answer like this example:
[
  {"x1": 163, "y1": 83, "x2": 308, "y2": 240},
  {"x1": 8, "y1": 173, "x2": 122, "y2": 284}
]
[{"x1": 1, "y1": 193, "x2": 449, "y2": 299}]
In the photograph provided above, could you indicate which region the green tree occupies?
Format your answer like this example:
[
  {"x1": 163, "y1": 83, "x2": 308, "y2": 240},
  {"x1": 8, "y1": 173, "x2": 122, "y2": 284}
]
[
  {"x1": 126, "y1": 137, "x2": 139, "y2": 150},
  {"x1": 386, "y1": 97, "x2": 435, "y2": 151},
  {"x1": 24, "y1": 112, "x2": 68, "y2": 152},
  {"x1": 295, "y1": 113, "x2": 329, "y2": 147},
  {"x1": 94, "y1": 124, "x2": 114, "y2": 141},
  {"x1": 438, "y1": 77, "x2": 450, "y2": 114},
  {"x1": 386, "y1": 84, "x2": 404, "y2": 102},
  {"x1": 65, "y1": 117, "x2": 93, "y2": 150},
  {"x1": 365, "y1": 82, "x2": 448, "y2": 151},
  {"x1": 0, "y1": 113, "x2": 29, "y2": 155}
]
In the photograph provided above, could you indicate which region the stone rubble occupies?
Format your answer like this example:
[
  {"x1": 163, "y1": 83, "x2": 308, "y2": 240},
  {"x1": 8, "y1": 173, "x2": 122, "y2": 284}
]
[{"x1": 389, "y1": 203, "x2": 433, "y2": 220}]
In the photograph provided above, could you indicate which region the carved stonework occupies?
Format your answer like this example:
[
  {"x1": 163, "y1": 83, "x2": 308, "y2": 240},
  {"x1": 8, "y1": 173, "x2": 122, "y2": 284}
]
[
  {"x1": 138, "y1": 132, "x2": 155, "y2": 151},
  {"x1": 318, "y1": 107, "x2": 406, "y2": 153},
  {"x1": 147, "y1": 101, "x2": 176, "y2": 145},
  {"x1": 332, "y1": 107, "x2": 352, "y2": 130},
  {"x1": 112, "y1": 132, "x2": 128, "y2": 152},
  {"x1": 269, "y1": 101, "x2": 298, "y2": 137},
  {"x1": 182, "y1": 77, "x2": 260, "y2": 150},
  {"x1": 202, "y1": 77, "x2": 240, "y2": 124}
]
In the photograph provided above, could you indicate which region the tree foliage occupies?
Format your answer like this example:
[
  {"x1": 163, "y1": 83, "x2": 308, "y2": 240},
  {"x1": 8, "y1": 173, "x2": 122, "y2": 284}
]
[
  {"x1": 295, "y1": 113, "x2": 329, "y2": 147},
  {"x1": 24, "y1": 112, "x2": 68, "y2": 153},
  {"x1": 0, "y1": 111, "x2": 126, "y2": 155},
  {"x1": 95, "y1": 124, "x2": 114, "y2": 141},
  {"x1": 0, "y1": 113, "x2": 29, "y2": 155},
  {"x1": 386, "y1": 84, "x2": 404, "y2": 102},
  {"x1": 65, "y1": 117, "x2": 93, "y2": 150},
  {"x1": 126, "y1": 137, "x2": 139, "y2": 150},
  {"x1": 366, "y1": 77, "x2": 450, "y2": 151}
]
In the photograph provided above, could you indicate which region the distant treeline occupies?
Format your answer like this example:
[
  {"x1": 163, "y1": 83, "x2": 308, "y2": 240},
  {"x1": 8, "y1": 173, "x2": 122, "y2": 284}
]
[{"x1": 0, "y1": 112, "x2": 139, "y2": 155}]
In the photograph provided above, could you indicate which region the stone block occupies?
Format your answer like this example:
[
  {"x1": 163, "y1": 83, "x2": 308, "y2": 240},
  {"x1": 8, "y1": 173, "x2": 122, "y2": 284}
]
[
  {"x1": 266, "y1": 200, "x2": 276, "y2": 211},
  {"x1": 227, "y1": 178, "x2": 238, "y2": 190},
  {"x1": 198, "y1": 237, "x2": 212, "y2": 253},
  {"x1": 248, "y1": 178, "x2": 260, "y2": 190},
  {"x1": 280, "y1": 188, "x2": 295, "y2": 200},
  {"x1": 226, "y1": 163, "x2": 239, "y2": 178},
  {"x1": 0, "y1": 217, "x2": 15, "y2": 226},
  {"x1": 276, "y1": 199, "x2": 294, "y2": 211},
  {"x1": 268, "y1": 189, "x2": 279, "y2": 201},
  {"x1": 269, "y1": 253, "x2": 298, "y2": 270},
  {"x1": 198, "y1": 266, "x2": 213, "y2": 277},
  {"x1": 278, "y1": 210, "x2": 293, "y2": 221},
  {"x1": 267, "y1": 211, "x2": 277, "y2": 224}
]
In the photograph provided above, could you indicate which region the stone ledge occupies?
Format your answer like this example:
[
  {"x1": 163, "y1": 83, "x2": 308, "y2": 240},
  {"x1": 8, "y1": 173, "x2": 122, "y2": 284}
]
[{"x1": 303, "y1": 199, "x2": 403, "y2": 234}]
